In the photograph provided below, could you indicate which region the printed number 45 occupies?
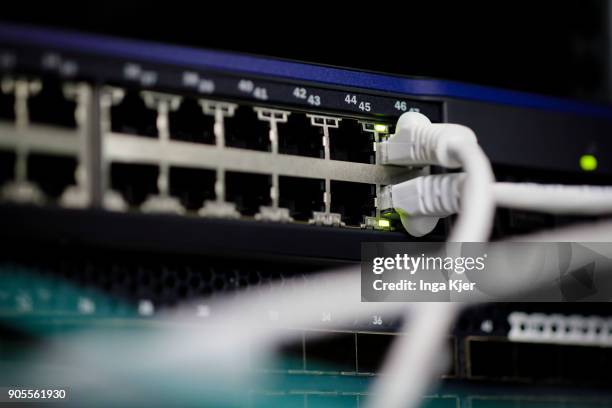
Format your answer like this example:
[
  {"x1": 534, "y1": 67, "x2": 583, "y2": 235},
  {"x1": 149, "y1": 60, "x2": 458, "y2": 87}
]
[{"x1": 345, "y1": 94, "x2": 370, "y2": 111}]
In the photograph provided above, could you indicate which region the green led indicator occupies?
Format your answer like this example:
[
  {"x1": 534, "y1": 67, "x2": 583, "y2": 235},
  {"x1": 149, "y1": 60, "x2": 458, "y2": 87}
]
[
  {"x1": 378, "y1": 218, "x2": 391, "y2": 228},
  {"x1": 579, "y1": 154, "x2": 598, "y2": 171},
  {"x1": 374, "y1": 124, "x2": 388, "y2": 133}
]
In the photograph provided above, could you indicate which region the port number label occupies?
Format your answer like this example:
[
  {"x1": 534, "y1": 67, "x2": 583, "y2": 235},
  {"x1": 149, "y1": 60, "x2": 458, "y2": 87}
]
[
  {"x1": 394, "y1": 101, "x2": 421, "y2": 113},
  {"x1": 293, "y1": 87, "x2": 307, "y2": 99},
  {"x1": 345, "y1": 94, "x2": 372, "y2": 112},
  {"x1": 238, "y1": 79, "x2": 269, "y2": 101},
  {"x1": 345, "y1": 94, "x2": 357, "y2": 105},
  {"x1": 238, "y1": 79, "x2": 254, "y2": 93},
  {"x1": 307, "y1": 94, "x2": 321, "y2": 106},
  {"x1": 293, "y1": 87, "x2": 321, "y2": 106},
  {"x1": 359, "y1": 101, "x2": 371, "y2": 112},
  {"x1": 253, "y1": 87, "x2": 269, "y2": 100}
]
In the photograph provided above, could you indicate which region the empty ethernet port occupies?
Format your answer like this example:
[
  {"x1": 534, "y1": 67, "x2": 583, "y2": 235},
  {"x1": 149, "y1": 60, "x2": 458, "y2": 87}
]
[
  {"x1": 356, "y1": 333, "x2": 394, "y2": 374},
  {"x1": 111, "y1": 89, "x2": 158, "y2": 137},
  {"x1": 0, "y1": 151, "x2": 15, "y2": 185},
  {"x1": 0, "y1": 87, "x2": 15, "y2": 121},
  {"x1": 279, "y1": 176, "x2": 325, "y2": 222},
  {"x1": 225, "y1": 171, "x2": 271, "y2": 216},
  {"x1": 169, "y1": 166, "x2": 216, "y2": 211},
  {"x1": 110, "y1": 162, "x2": 158, "y2": 207},
  {"x1": 28, "y1": 78, "x2": 76, "y2": 128},
  {"x1": 169, "y1": 97, "x2": 215, "y2": 144},
  {"x1": 304, "y1": 332, "x2": 356, "y2": 372},
  {"x1": 223, "y1": 106, "x2": 270, "y2": 151},
  {"x1": 467, "y1": 339, "x2": 516, "y2": 379},
  {"x1": 330, "y1": 181, "x2": 375, "y2": 226},
  {"x1": 277, "y1": 113, "x2": 324, "y2": 158},
  {"x1": 357, "y1": 333, "x2": 455, "y2": 376},
  {"x1": 516, "y1": 342, "x2": 561, "y2": 381},
  {"x1": 28, "y1": 154, "x2": 76, "y2": 200},
  {"x1": 329, "y1": 119, "x2": 375, "y2": 163}
]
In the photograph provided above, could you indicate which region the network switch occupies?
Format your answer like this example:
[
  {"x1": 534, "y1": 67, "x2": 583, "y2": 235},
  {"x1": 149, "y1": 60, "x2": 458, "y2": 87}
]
[
  {"x1": 0, "y1": 77, "x2": 416, "y2": 230},
  {"x1": 2, "y1": 23, "x2": 611, "y2": 237},
  {"x1": 2, "y1": 21, "x2": 612, "y2": 408}
]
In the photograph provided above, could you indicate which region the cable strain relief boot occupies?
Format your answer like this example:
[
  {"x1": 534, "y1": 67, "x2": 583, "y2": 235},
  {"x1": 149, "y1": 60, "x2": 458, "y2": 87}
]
[
  {"x1": 381, "y1": 173, "x2": 464, "y2": 236},
  {"x1": 378, "y1": 112, "x2": 477, "y2": 168}
]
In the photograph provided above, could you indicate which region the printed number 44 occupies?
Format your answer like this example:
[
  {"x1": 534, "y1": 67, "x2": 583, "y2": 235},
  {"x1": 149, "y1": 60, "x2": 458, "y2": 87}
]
[{"x1": 345, "y1": 94, "x2": 357, "y2": 104}]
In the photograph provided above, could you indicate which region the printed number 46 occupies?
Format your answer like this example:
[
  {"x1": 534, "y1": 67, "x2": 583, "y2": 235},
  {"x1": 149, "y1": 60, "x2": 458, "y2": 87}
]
[{"x1": 395, "y1": 100, "x2": 407, "y2": 111}]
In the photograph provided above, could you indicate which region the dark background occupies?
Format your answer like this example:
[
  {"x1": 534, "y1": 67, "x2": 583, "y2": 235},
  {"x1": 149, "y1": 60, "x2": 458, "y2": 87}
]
[{"x1": 3, "y1": 2, "x2": 611, "y2": 103}]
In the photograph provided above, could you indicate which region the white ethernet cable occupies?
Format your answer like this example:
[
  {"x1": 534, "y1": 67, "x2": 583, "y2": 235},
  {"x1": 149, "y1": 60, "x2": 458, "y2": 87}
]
[
  {"x1": 367, "y1": 112, "x2": 495, "y2": 408},
  {"x1": 494, "y1": 182, "x2": 612, "y2": 215},
  {"x1": 377, "y1": 112, "x2": 495, "y2": 242},
  {"x1": 382, "y1": 174, "x2": 612, "y2": 231},
  {"x1": 377, "y1": 173, "x2": 464, "y2": 236}
]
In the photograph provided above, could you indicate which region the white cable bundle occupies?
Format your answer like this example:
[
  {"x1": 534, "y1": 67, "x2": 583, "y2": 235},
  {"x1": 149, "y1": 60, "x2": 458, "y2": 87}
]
[
  {"x1": 494, "y1": 182, "x2": 612, "y2": 214},
  {"x1": 378, "y1": 112, "x2": 495, "y2": 242},
  {"x1": 381, "y1": 112, "x2": 612, "y2": 238}
]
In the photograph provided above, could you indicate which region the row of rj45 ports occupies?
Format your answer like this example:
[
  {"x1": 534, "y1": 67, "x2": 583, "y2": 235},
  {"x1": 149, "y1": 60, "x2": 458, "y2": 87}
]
[
  {"x1": 0, "y1": 151, "x2": 376, "y2": 227},
  {"x1": 0, "y1": 78, "x2": 395, "y2": 227},
  {"x1": 0, "y1": 78, "x2": 386, "y2": 164},
  {"x1": 112, "y1": 88, "x2": 385, "y2": 164},
  {"x1": 113, "y1": 164, "x2": 376, "y2": 226}
]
